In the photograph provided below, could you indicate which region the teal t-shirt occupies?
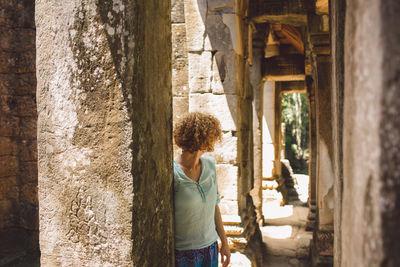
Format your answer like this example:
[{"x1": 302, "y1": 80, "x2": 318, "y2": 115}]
[{"x1": 173, "y1": 156, "x2": 220, "y2": 250}]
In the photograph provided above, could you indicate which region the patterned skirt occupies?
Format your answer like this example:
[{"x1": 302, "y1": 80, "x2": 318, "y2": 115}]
[{"x1": 175, "y1": 241, "x2": 218, "y2": 267}]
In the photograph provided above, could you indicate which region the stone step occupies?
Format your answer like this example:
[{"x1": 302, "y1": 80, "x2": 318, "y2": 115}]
[
  {"x1": 222, "y1": 215, "x2": 241, "y2": 226},
  {"x1": 262, "y1": 176, "x2": 275, "y2": 181},
  {"x1": 224, "y1": 225, "x2": 244, "y2": 236}
]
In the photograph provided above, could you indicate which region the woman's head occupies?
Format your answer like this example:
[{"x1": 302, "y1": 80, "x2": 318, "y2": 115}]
[{"x1": 173, "y1": 112, "x2": 222, "y2": 153}]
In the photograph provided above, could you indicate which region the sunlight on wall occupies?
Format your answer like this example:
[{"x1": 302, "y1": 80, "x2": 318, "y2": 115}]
[{"x1": 262, "y1": 82, "x2": 275, "y2": 178}]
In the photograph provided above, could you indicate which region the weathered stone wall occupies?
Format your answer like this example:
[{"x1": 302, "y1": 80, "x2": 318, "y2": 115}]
[
  {"x1": 175, "y1": 0, "x2": 239, "y2": 217},
  {"x1": 342, "y1": 0, "x2": 400, "y2": 265},
  {"x1": 36, "y1": 0, "x2": 173, "y2": 266},
  {"x1": 0, "y1": 0, "x2": 38, "y2": 251},
  {"x1": 172, "y1": 0, "x2": 189, "y2": 127}
]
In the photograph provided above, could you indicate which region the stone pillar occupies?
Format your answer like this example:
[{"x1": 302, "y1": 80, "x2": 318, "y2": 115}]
[
  {"x1": 0, "y1": 0, "x2": 38, "y2": 257},
  {"x1": 262, "y1": 81, "x2": 275, "y2": 181},
  {"x1": 310, "y1": 32, "x2": 334, "y2": 264},
  {"x1": 250, "y1": 48, "x2": 264, "y2": 225},
  {"x1": 235, "y1": 0, "x2": 265, "y2": 265},
  {"x1": 273, "y1": 83, "x2": 282, "y2": 180},
  {"x1": 306, "y1": 76, "x2": 317, "y2": 231},
  {"x1": 342, "y1": 0, "x2": 400, "y2": 265},
  {"x1": 36, "y1": 1, "x2": 173, "y2": 266},
  {"x1": 329, "y1": 0, "x2": 345, "y2": 266}
]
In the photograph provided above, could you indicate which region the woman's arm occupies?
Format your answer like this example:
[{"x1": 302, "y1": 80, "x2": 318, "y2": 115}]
[{"x1": 215, "y1": 204, "x2": 231, "y2": 267}]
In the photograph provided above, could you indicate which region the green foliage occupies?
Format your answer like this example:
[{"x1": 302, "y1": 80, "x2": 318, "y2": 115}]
[{"x1": 281, "y1": 93, "x2": 309, "y2": 173}]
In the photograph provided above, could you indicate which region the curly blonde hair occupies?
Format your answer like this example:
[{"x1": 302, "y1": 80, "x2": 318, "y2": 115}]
[{"x1": 173, "y1": 112, "x2": 222, "y2": 152}]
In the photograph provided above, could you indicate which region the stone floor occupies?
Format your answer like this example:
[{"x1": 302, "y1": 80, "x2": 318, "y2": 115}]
[{"x1": 226, "y1": 174, "x2": 312, "y2": 267}]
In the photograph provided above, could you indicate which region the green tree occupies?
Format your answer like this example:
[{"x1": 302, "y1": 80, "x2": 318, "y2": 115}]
[{"x1": 281, "y1": 93, "x2": 309, "y2": 173}]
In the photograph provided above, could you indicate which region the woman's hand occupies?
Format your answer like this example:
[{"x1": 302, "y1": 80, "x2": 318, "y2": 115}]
[{"x1": 220, "y1": 241, "x2": 231, "y2": 267}]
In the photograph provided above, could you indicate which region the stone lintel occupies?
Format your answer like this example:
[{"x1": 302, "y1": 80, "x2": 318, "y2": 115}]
[
  {"x1": 252, "y1": 14, "x2": 307, "y2": 26},
  {"x1": 277, "y1": 80, "x2": 306, "y2": 93},
  {"x1": 262, "y1": 55, "x2": 305, "y2": 81},
  {"x1": 249, "y1": 0, "x2": 309, "y2": 20}
]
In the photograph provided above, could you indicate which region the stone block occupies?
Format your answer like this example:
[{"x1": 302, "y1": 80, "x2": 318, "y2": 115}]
[
  {"x1": 0, "y1": 51, "x2": 35, "y2": 73},
  {"x1": 189, "y1": 93, "x2": 237, "y2": 131},
  {"x1": 0, "y1": 28, "x2": 35, "y2": 52},
  {"x1": 216, "y1": 164, "x2": 238, "y2": 201},
  {"x1": 208, "y1": 0, "x2": 235, "y2": 13},
  {"x1": 0, "y1": 115, "x2": 20, "y2": 137},
  {"x1": 173, "y1": 97, "x2": 189, "y2": 123},
  {"x1": 0, "y1": 137, "x2": 16, "y2": 156},
  {"x1": 0, "y1": 199, "x2": 17, "y2": 228},
  {"x1": 0, "y1": 73, "x2": 37, "y2": 96},
  {"x1": 0, "y1": 176, "x2": 18, "y2": 200},
  {"x1": 0, "y1": 156, "x2": 18, "y2": 177},
  {"x1": 172, "y1": 24, "x2": 187, "y2": 60},
  {"x1": 0, "y1": 95, "x2": 36, "y2": 117},
  {"x1": 20, "y1": 184, "x2": 38, "y2": 205},
  {"x1": 18, "y1": 202, "x2": 38, "y2": 230},
  {"x1": 211, "y1": 50, "x2": 235, "y2": 94},
  {"x1": 172, "y1": 58, "x2": 189, "y2": 96},
  {"x1": 184, "y1": 0, "x2": 207, "y2": 51},
  {"x1": 206, "y1": 15, "x2": 233, "y2": 51},
  {"x1": 19, "y1": 161, "x2": 37, "y2": 183},
  {"x1": 0, "y1": 0, "x2": 35, "y2": 28},
  {"x1": 188, "y1": 52, "x2": 212, "y2": 93},
  {"x1": 205, "y1": 132, "x2": 237, "y2": 163},
  {"x1": 172, "y1": 0, "x2": 185, "y2": 23},
  {"x1": 19, "y1": 116, "x2": 37, "y2": 139},
  {"x1": 17, "y1": 139, "x2": 37, "y2": 161},
  {"x1": 218, "y1": 199, "x2": 238, "y2": 216}
]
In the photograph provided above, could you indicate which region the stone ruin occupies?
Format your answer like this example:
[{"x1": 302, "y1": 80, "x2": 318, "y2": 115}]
[{"x1": 0, "y1": 0, "x2": 400, "y2": 266}]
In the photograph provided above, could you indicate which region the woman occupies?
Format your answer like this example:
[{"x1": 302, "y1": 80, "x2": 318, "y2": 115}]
[{"x1": 173, "y1": 112, "x2": 231, "y2": 267}]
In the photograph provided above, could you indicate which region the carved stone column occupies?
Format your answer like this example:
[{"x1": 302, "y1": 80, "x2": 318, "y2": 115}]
[{"x1": 306, "y1": 76, "x2": 317, "y2": 231}]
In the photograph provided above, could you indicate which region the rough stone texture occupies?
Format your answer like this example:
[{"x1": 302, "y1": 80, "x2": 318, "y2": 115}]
[
  {"x1": 172, "y1": 0, "x2": 185, "y2": 23},
  {"x1": 184, "y1": 0, "x2": 207, "y2": 52},
  {"x1": 174, "y1": 0, "x2": 239, "y2": 221},
  {"x1": 211, "y1": 50, "x2": 236, "y2": 95},
  {"x1": 208, "y1": 0, "x2": 235, "y2": 14},
  {"x1": 250, "y1": 48, "x2": 264, "y2": 224},
  {"x1": 235, "y1": 1, "x2": 266, "y2": 265},
  {"x1": 216, "y1": 164, "x2": 238, "y2": 201},
  {"x1": 206, "y1": 15, "x2": 233, "y2": 51},
  {"x1": 188, "y1": 51, "x2": 212, "y2": 93},
  {"x1": 330, "y1": 0, "x2": 345, "y2": 265},
  {"x1": 189, "y1": 93, "x2": 237, "y2": 131},
  {"x1": 342, "y1": 0, "x2": 400, "y2": 265},
  {"x1": 315, "y1": 55, "x2": 334, "y2": 228},
  {"x1": 0, "y1": 0, "x2": 38, "y2": 257},
  {"x1": 36, "y1": 1, "x2": 173, "y2": 266}
]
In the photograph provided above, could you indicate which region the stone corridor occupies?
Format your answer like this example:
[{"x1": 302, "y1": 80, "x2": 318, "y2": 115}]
[{"x1": 1, "y1": 0, "x2": 400, "y2": 266}]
